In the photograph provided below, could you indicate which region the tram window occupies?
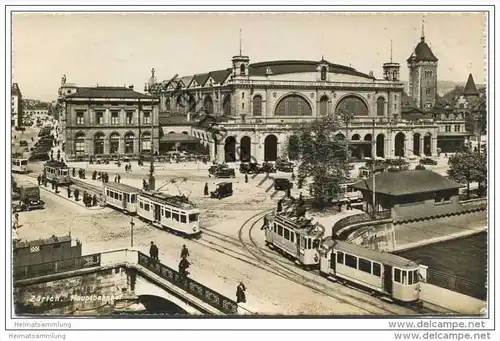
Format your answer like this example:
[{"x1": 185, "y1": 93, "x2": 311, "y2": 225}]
[
  {"x1": 21, "y1": 160, "x2": 28, "y2": 165},
  {"x1": 277, "y1": 226, "x2": 283, "y2": 236},
  {"x1": 312, "y1": 239, "x2": 320, "y2": 249},
  {"x1": 131, "y1": 194, "x2": 136, "y2": 203},
  {"x1": 394, "y1": 269, "x2": 401, "y2": 283},
  {"x1": 337, "y1": 251, "x2": 344, "y2": 264},
  {"x1": 290, "y1": 232, "x2": 294, "y2": 243},
  {"x1": 172, "y1": 213, "x2": 179, "y2": 221},
  {"x1": 189, "y1": 214, "x2": 198, "y2": 222},
  {"x1": 140, "y1": 201, "x2": 143, "y2": 209},
  {"x1": 307, "y1": 238, "x2": 312, "y2": 249},
  {"x1": 106, "y1": 190, "x2": 110, "y2": 196},
  {"x1": 300, "y1": 237, "x2": 305, "y2": 248},
  {"x1": 414, "y1": 270, "x2": 420, "y2": 283},
  {"x1": 373, "y1": 263, "x2": 381, "y2": 277},
  {"x1": 284, "y1": 228, "x2": 290, "y2": 240},
  {"x1": 125, "y1": 194, "x2": 129, "y2": 203},
  {"x1": 402, "y1": 270, "x2": 408, "y2": 285},
  {"x1": 408, "y1": 270, "x2": 413, "y2": 285},
  {"x1": 165, "y1": 210, "x2": 171, "y2": 218},
  {"x1": 144, "y1": 204, "x2": 150, "y2": 211},
  {"x1": 118, "y1": 194, "x2": 122, "y2": 201},
  {"x1": 344, "y1": 254, "x2": 357, "y2": 268},
  {"x1": 358, "y1": 258, "x2": 372, "y2": 274},
  {"x1": 180, "y1": 215, "x2": 187, "y2": 223},
  {"x1": 273, "y1": 223, "x2": 277, "y2": 233}
]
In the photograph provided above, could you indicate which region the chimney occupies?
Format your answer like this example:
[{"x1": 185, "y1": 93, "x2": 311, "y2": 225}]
[{"x1": 129, "y1": 85, "x2": 134, "y2": 90}]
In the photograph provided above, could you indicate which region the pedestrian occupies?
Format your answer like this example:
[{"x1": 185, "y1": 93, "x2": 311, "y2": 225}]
[
  {"x1": 178, "y1": 257, "x2": 190, "y2": 277},
  {"x1": 236, "y1": 282, "x2": 246, "y2": 304},
  {"x1": 83, "y1": 191, "x2": 87, "y2": 203},
  {"x1": 67, "y1": 186, "x2": 71, "y2": 198},
  {"x1": 13, "y1": 213, "x2": 19, "y2": 229},
  {"x1": 51, "y1": 181, "x2": 55, "y2": 190},
  {"x1": 44, "y1": 177, "x2": 48, "y2": 187},
  {"x1": 125, "y1": 164, "x2": 128, "y2": 172},
  {"x1": 72, "y1": 168, "x2": 76, "y2": 177},
  {"x1": 143, "y1": 179, "x2": 147, "y2": 190},
  {"x1": 92, "y1": 194, "x2": 98, "y2": 206},
  {"x1": 291, "y1": 171, "x2": 296, "y2": 181},
  {"x1": 149, "y1": 241, "x2": 159, "y2": 261},
  {"x1": 92, "y1": 171, "x2": 97, "y2": 180},
  {"x1": 117, "y1": 174, "x2": 121, "y2": 183},
  {"x1": 114, "y1": 175, "x2": 118, "y2": 183},
  {"x1": 277, "y1": 199, "x2": 283, "y2": 212},
  {"x1": 245, "y1": 173, "x2": 248, "y2": 183},
  {"x1": 54, "y1": 181, "x2": 59, "y2": 194},
  {"x1": 128, "y1": 162, "x2": 132, "y2": 172},
  {"x1": 261, "y1": 215, "x2": 268, "y2": 230},
  {"x1": 56, "y1": 150, "x2": 61, "y2": 161},
  {"x1": 37, "y1": 174, "x2": 41, "y2": 186},
  {"x1": 105, "y1": 173, "x2": 109, "y2": 183},
  {"x1": 204, "y1": 183, "x2": 209, "y2": 196},
  {"x1": 181, "y1": 245, "x2": 190, "y2": 259}
]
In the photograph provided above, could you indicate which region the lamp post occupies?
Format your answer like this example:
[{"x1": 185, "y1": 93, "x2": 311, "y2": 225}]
[
  {"x1": 340, "y1": 111, "x2": 354, "y2": 164},
  {"x1": 130, "y1": 217, "x2": 135, "y2": 248},
  {"x1": 371, "y1": 118, "x2": 376, "y2": 217}
]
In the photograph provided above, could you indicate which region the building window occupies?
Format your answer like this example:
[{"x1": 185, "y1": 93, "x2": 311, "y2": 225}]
[
  {"x1": 394, "y1": 104, "x2": 397, "y2": 110},
  {"x1": 240, "y1": 64, "x2": 246, "y2": 76},
  {"x1": 126, "y1": 111, "x2": 133, "y2": 124},
  {"x1": 94, "y1": 133, "x2": 105, "y2": 155},
  {"x1": 376, "y1": 97, "x2": 385, "y2": 116},
  {"x1": 319, "y1": 96, "x2": 329, "y2": 116},
  {"x1": 96, "y1": 112, "x2": 104, "y2": 125},
  {"x1": 320, "y1": 66, "x2": 327, "y2": 81},
  {"x1": 253, "y1": 95, "x2": 262, "y2": 116},
  {"x1": 75, "y1": 133, "x2": 85, "y2": 155},
  {"x1": 394, "y1": 94, "x2": 397, "y2": 101},
  {"x1": 124, "y1": 132, "x2": 134, "y2": 154},
  {"x1": 143, "y1": 112, "x2": 151, "y2": 125},
  {"x1": 242, "y1": 103, "x2": 245, "y2": 110},
  {"x1": 334, "y1": 95, "x2": 368, "y2": 116},
  {"x1": 142, "y1": 133, "x2": 151, "y2": 152},
  {"x1": 111, "y1": 111, "x2": 119, "y2": 125},
  {"x1": 454, "y1": 125, "x2": 461, "y2": 132},
  {"x1": 76, "y1": 112, "x2": 84, "y2": 125},
  {"x1": 445, "y1": 125, "x2": 451, "y2": 132},
  {"x1": 110, "y1": 133, "x2": 120, "y2": 154},
  {"x1": 242, "y1": 92, "x2": 245, "y2": 99},
  {"x1": 275, "y1": 94, "x2": 313, "y2": 116}
]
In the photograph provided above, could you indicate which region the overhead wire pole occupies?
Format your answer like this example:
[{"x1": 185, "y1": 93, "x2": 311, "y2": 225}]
[{"x1": 372, "y1": 117, "x2": 376, "y2": 217}]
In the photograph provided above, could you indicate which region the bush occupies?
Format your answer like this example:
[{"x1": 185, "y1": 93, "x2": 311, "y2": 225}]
[{"x1": 415, "y1": 164, "x2": 426, "y2": 170}]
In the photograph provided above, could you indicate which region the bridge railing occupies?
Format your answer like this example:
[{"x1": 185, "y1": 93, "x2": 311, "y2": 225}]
[
  {"x1": 333, "y1": 210, "x2": 392, "y2": 237},
  {"x1": 137, "y1": 252, "x2": 238, "y2": 315},
  {"x1": 427, "y1": 268, "x2": 486, "y2": 300},
  {"x1": 14, "y1": 253, "x2": 102, "y2": 281}
]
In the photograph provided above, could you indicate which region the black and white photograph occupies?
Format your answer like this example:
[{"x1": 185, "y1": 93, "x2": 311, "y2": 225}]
[{"x1": 3, "y1": 4, "x2": 497, "y2": 340}]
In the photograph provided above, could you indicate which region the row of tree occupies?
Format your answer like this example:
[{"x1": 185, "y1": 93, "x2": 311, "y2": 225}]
[{"x1": 447, "y1": 151, "x2": 487, "y2": 199}]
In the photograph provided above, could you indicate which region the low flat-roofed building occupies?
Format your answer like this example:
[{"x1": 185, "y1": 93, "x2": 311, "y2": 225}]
[{"x1": 351, "y1": 170, "x2": 463, "y2": 221}]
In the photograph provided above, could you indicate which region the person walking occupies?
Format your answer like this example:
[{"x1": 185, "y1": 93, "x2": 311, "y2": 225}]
[
  {"x1": 236, "y1": 282, "x2": 246, "y2": 303},
  {"x1": 178, "y1": 257, "x2": 190, "y2": 277},
  {"x1": 37, "y1": 174, "x2": 42, "y2": 186},
  {"x1": 149, "y1": 241, "x2": 159, "y2": 261},
  {"x1": 181, "y1": 245, "x2": 190, "y2": 259},
  {"x1": 245, "y1": 173, "x2": 248, "y2": 183},
  {"x1": 204, "y1": 183, "x2": 209, "y2": 196},
  {"x1": 67, "y1": 186, "x2": 71, "y2": 198},
  {"x1": 74, "y1": 188, "x2": 80, "y2": 201},
  {"x1": 117, "y1": 174, "x2": 121, "y2": 183}
]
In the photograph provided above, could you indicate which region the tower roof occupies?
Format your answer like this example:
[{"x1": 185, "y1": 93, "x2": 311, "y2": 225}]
[
  {"x1": 407, "y1": 39, "x2": 438, "y2": 63},
  {"x1": 463, "y1": 73, "x2": 480, "y2": 96}
]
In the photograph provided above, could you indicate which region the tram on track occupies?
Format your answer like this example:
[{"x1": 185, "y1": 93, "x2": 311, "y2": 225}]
[
  {"x1": 319, "y1": 238, "x2": 422, "y2": 305},
  {"x1": 103, "y1": 182, "x2": 140, "y2": 213},
  {"x1": 12, "y1": 158, "x2": 29, "y2": 174},
  {"x1": 43, "y1": 161, "x2": 71, "y2": 185}
]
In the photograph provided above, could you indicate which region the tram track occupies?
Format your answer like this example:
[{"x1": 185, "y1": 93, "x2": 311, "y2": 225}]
[{"x1": 238, "y1": 210, "x2": 446, "y2": 316}]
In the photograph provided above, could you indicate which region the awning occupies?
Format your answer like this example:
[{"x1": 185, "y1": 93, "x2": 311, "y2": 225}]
[{"x1": 160, "y1": 133, "x2": 200, "y2": 143}]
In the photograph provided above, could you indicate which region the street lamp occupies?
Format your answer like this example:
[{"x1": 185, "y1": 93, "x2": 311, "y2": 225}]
[
  {"x1": 339, "y1": 110, "x2": 354, "y2": 164},
  {"x1": 130, "y1": 217, "x2": 135, "y2": 248}
]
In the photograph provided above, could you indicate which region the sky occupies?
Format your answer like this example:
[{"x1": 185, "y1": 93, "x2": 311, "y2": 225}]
[{"x1": 11, "y1": 12, "x2": 487, "y2": 101}]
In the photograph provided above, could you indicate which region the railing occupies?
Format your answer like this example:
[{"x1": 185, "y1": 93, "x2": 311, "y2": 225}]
[
  {"x1": 333, "y1": 210, "x2": 392, "y2": 237},
  {"x1": 427, "y1": 268, "x2": 486, "y2": 300},
  {"x1": 460, "y1": 198, "x2": 487, "y2": 211},
  {"x1": 14, "y1": 253, "x2": 101, "y2": 281},
  {"x1": 137, "y1": 252, "x2": 238, "y2": 314}
]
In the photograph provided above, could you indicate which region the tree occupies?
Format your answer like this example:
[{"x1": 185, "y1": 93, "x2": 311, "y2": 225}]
[
  {"x1": 447, "y1": 151, "x2": 486, "y2": 199},
  {"x1": 284, "y1": 135, "x2": 300, "y2": 160},
  {"x1": 294, "y1": 115, "x2": 350, "y2": 208}
]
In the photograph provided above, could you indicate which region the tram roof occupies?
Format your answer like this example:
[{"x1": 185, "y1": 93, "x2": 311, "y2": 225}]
[
  {"x1": 322, "y1": 238, "x2": 419, "y2": 269},
  {"x1": 273, "y1": 214, "x2": 325, "y2": 237},
  {"x1": 44, "y1": 161, "x2": 68, "y2": 168},
  {"x1": 104, "y1": 182, "x2": 141, "y2": 193},
  {"x1": 140, "y1": 190, "x2": 197, "y2": 210}
]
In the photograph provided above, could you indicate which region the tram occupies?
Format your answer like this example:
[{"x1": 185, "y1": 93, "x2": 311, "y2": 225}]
[
  {"x1": 264, "y1": 212, "x2": 324, "y2": 268},
  {"x1": 137, "y1": 191, "x2": 201, "y2": 238},
  {"x1": 43, "y1": 161, "x2": 71, "y2": 185},
  {"x1": 12, "y1": 158, "x2": 29, "y2": 174},
  {"x1": 103, "y1": 182, "x2": 140, "y2": 213},
  {"x1": 319, "y1": 238, "x2": 422, "y2": 304}
]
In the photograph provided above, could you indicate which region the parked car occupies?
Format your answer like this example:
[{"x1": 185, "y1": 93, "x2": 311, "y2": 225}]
[
  {"x1": 210, "y1": 182, "x2": 233, "y2": 199},
  {"x1": 214, "y1": 167, "x2": 235, "y2": 178},
  {"x1": 209, "y1": 164, "x2": 228, "y2": 176},
  {"x1": 240, "y1": 162, "x2": 260, "y2": 174},
  {"x1": 419, "y1": 157, "x2": 438, "y2": 165},
  {"x1": 260, "y1": 162, "x2": 276, "y2": 173}
]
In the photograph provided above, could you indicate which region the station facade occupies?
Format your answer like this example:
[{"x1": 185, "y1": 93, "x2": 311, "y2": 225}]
[{"x1": 147, "y1": 29, "x2": 467, "y2": 163}]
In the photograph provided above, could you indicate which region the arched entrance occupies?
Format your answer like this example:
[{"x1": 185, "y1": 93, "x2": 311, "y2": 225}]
[
  {"x1": 264, "y1": 135, "x2": 278, "y2": 162},
  {"x1": 394, "y1": 132, "x2": 406, "y2": 158},
  {"x1": 376, "y1": 134, "x2": 385, "y2": 158},
  {"x1": 224, "y1": 136, "x2": 236, "y2": 162},
  {"x1": 364, "y1": 134, "x2": 373, "y2": 158},
  {"x1": 413, "y1": 133, "x2": 421, "y2": 156},
  {"x1": 93, "y1": 132, "x2": 105, "y2": 155},
  {"x1": 240, "y1": 136, "x2": 251, "y2": 162},
  {"x1": 424, "y1": 133, "x2": 432, "y2": 156},
  {"x1": 287, "y1": 135, "x2": 300, "y2": 160}
]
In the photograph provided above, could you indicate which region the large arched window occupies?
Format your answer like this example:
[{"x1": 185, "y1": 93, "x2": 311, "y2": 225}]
[
  {"x1": 253, "y1": 95, "x2": 262, "y2": 116},
  {"x1": 275, "y1": 94, "x2": 312, "y2": 116},
  {"x1": 142, "y1": 132, "x2": 151, "y2": 153},
  {"x1": 204, "y1": 95, "x2": 214, "y2": 114},
  {"x1": 223, "y1": 94, "x2": 231, "y2": 116},
  {"x1": 124, "y1": 132, "x2": 134, "y2": 154},
  {"x1": 93, "y1": 132, "x2": 105, "y2": 155},
  {"x1": 376, "y1": 97, "x2": 385, "y2": 116},
  {"x1": 109, "y1": 132, "x2": 120, "y2": 154},
  {"x1": 74, "y1": 132, "x2": 85, "y2": 155},
  {"x1": 319, "y1": 96, "x2": 329, "y2": 116},
  {"x1": 335, "y1": 95, "x2": 369, "y2": 116}
]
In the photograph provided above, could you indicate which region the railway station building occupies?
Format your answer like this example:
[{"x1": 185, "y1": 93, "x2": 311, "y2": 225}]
[
  {"x1": 147, "y1": 27, "x2": 468, "y2": 163},
  {"x1": 57, "y1": 77, "x2": 160, "y2": 160}
]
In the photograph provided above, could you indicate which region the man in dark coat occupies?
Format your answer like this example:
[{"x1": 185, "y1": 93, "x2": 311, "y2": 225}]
[
  {"x1": 74, "y1": 188, "x2": 80, "y2": 201},
  {"x1": 236, "y1": 282, "x2": 246, "y2": 303},
  {"x1": 181, "y1": 245, "x2": 190, "y2": 259},
  {"x1": 92, "y1": 171, "x2": 97, "y2": 180},
  {"x1": 37, "y1": 174, "x2": 41, "y2": 186},
  {"x1": 178, "y1": 257, "x2": 190, "y2": 277},
  {"x1": 92, "y1": 194, "x2": 98, "y2": 206},
  {"x1": 117, "y1": 174, "x2": 121, "y2": 183},
  {"x1": 72, "y1": 167, "x2": 76, "y2": 177},
  {"x1": 149, "y1": 241, "x2": 159, "y2": 261},
  {"x1": 67, "y1": 186, "x2": 71, "y2": 198},
  {"x1": 245, "y1": 173, "x2": 248, "y2": 183},
  {"x1": 204, "y1": 183, "x2": 209, "y2": 196}
]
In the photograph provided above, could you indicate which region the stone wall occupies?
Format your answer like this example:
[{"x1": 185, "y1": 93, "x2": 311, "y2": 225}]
[{"x1": 347, "y1": 222, "x2": 396, "y2": 252}]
